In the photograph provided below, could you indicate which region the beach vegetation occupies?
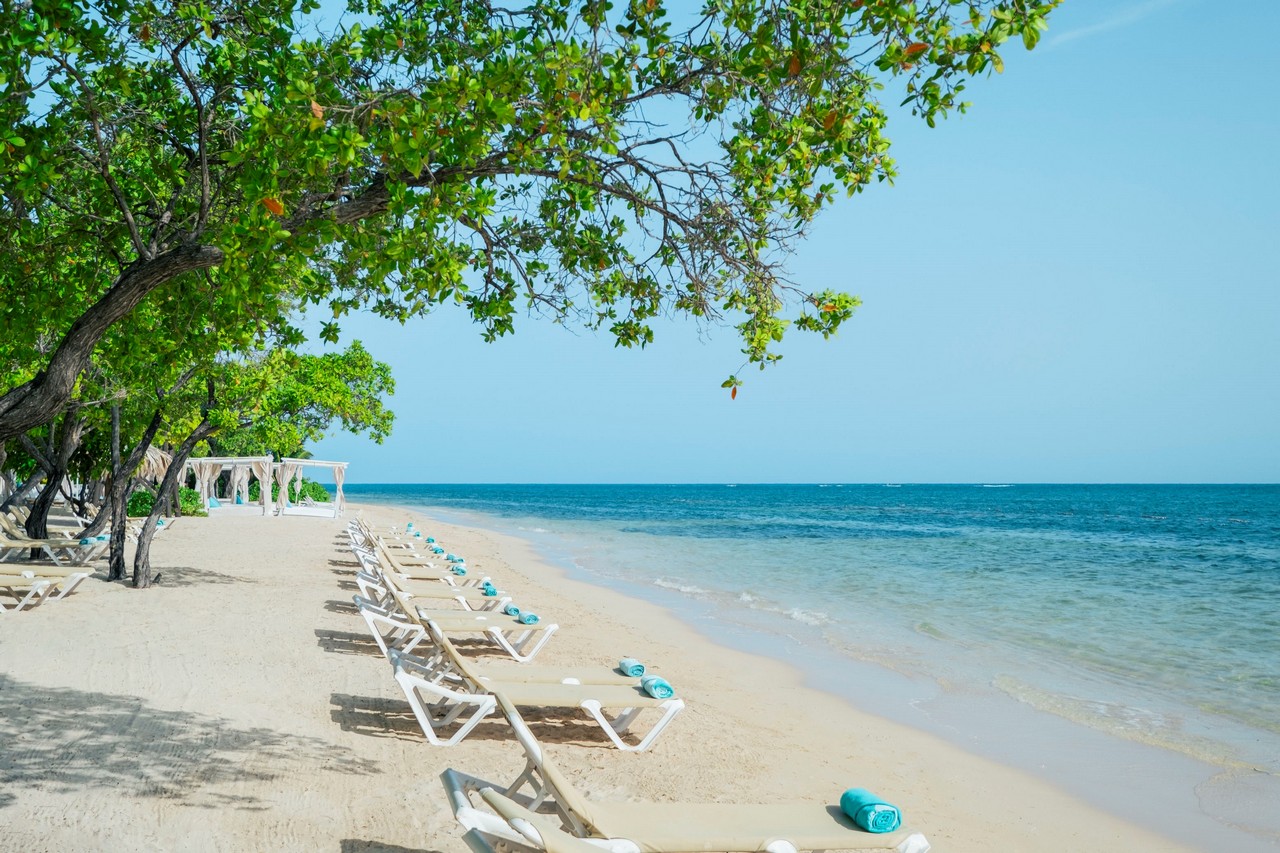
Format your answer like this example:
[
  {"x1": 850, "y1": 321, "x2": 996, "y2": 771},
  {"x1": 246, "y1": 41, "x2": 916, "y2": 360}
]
[
  {"x1": 126, "y1": 489, "x2": 155, "y2": 518},
  {"x1": 177, "y1": 486, "x2": 207, "y2": 516},
  {"x1": 0, "y1": 0, "x2": 1060, "y2": 443}
]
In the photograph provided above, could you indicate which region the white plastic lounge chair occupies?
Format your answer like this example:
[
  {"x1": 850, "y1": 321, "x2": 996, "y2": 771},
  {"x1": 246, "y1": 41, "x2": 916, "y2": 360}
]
[
  {"x1": 361, "y1": 576, "x2": 557, "y2": 664},
  {"x1": 0, "y1": 518, "x2": 99, "y2": 566},
  {"x1": 355, "y1": 568, "x2": 511, "y2": 613},
  {"x1": 352, "y1": 596, "x2": 638, "y2": 691},
  {"x1": 0, "y1": 577, "x2": 55, "y2": 612},
  {"x1": 390, "y1": 645, "x2": 683, "y2": 751},
  {"x1": 442, "y1": 695, "x2": 929, "y2": 853},
  {"x1": 417, "y1": 606, "x2": 559, "y2": 664},
  {"x1": 0, "y1": 568, "x2": 92, "y2": 601}
]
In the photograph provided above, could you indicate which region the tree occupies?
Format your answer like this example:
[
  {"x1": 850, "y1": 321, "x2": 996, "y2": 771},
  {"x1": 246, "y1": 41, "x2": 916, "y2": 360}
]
[
  {"x1": 207, "y1": 342, "x2": 394, "y2": 459},
  {"x1": 0, "y1": 0, "x2": 1060, "y2": 440},
  {"x1": 124, "y1": 341, "x2": 394, "y2": 586}
]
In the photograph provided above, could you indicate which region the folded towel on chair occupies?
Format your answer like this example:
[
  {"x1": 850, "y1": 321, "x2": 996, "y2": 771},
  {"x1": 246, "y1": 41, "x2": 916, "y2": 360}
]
[
  {"x1": 517, "y1": 611, "x2": 539, "y2": 625},
  {"x1": 482, "y1": 584, "x2": 498, "y2": 597},
  {"x1": 640, "y1": 674, "x2": 674, "y2": 699},
  {"x1": 618, "y1": 657, "x2": 646, "y2": 677},
  {"x1": 452, "y1": 565, "x2": 468, "y2": 576},
  {"x1": 839, "y1": 788, "x2": 901, "y2": 833},
  {"x1": 503, "y1": 603, "x2": 521, "y2": 617},
  {"x1": 425, "y1": 536, "x2": 435, "y2": 543}
]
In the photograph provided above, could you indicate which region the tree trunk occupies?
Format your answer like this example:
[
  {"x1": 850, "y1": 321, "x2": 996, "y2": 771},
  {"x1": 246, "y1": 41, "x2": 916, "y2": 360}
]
[
  {"x1": 133, "y1": 419, "x2": 213, "y2": 588},
  {"x1": 1, "y1": 468, "x2": 42, "y2": 512},
  {"x1": 0, "y1": 243, "x2": 224, "y2": 443},
  {"x1": 24, "y1": 412, "x2": 87, "y2": 540},
  {"x1": 106, "y1": 409, "x2": 164, "y2": 581}
]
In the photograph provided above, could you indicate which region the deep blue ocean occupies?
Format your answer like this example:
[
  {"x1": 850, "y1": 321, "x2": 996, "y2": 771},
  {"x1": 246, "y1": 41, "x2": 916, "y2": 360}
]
[{"x1": 348, "y1": 482, "x2": 1280, "y2": 838}]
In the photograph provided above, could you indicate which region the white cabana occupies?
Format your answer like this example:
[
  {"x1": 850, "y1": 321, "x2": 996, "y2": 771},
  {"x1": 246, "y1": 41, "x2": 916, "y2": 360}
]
[
  {"x1": 183, "y1": 456, "x2": 349, "y2": 518},
  {"x1": 275, "y1": 458, "x2": 348, "y2": 518},
  {"x1": 183, "y1": 456, "x2": 276, "y2": 515}
]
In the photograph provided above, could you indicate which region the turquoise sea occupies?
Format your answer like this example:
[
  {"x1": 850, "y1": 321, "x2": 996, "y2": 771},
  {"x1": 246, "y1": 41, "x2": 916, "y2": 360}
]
[{"x1": 347, "y1": 483, "x2": 1280, "y2": 849}]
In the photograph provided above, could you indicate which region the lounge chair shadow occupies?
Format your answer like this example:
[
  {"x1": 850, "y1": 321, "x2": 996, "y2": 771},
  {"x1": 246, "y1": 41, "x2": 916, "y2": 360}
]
[
  {"x1": 328, "y1": 694, "x2": 619, "y2": 748},
  {"x1": 324, "y1": 599, "x2": 359, "y2": 615},
  {"x1": 0, "y1": 674, "x2": 380, "y2": 810},
  {"x1": 329, "y1": 558, "x2": 360, "y2": 568},
  {"x1": 334, "y1": 579, "x2": 359, "y2": 591},
  {"x1": 330, "y1": 693, "x2": 435, "y2": 741},
  {"x1": 339, "y1": 839, "x2": 442, "y2": 853},
  {"x1": 314, "y1": 629, "x2": 383, "y2": 657}
]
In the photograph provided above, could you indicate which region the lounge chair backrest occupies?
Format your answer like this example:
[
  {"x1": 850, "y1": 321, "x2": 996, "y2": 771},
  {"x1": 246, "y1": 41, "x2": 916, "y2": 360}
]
[
  {"x1": 430, "y1": 624, "x2": 490, "y2": 684},
  {"x1": 491, "y1": 694, "x2": 602, "y2": 831},
  {"x1": 478, "y1": 788, "x2": 604, "y2": 853}
]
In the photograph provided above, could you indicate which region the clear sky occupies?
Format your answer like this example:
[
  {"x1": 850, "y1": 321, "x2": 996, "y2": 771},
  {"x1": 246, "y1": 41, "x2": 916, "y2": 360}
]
[{"x1": 307, "y1": 0, "x2": 1280, "y2": 484}]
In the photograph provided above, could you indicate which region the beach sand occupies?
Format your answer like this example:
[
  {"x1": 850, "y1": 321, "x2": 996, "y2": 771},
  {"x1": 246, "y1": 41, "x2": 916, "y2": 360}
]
[{"x1": 0, "y1": 503, "x2": 1191, "y2": 852}]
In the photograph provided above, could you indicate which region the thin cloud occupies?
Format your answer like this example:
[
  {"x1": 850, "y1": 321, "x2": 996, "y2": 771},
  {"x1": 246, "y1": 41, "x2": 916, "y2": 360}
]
[{"x1": 1044, "y1": 0, "x2": 1183, "y2": 48}]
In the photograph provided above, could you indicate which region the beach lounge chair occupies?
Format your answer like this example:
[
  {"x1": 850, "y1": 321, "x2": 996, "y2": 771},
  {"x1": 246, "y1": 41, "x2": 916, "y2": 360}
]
[
  {"x1": 0, "y1": 567, "x2": 92, "y2": 601},
  {"x1": 442, "y1": 695, "x2": 929, "y2": 853},
  {"x1": 0, "y1": 576, "x2": 55, "y2": 612},
  {"x1": 390, "y1": 642, "x2": 683, "y2": 751},
  {"x1": 356, "y1": 568, "x2": 512, "y2": 614},
  {"x1": 352, "y1": 595, "x2": 640, "y2": 690},
  {"x1": 0, "y1": 516, "x2": 100, "y2": 566}
]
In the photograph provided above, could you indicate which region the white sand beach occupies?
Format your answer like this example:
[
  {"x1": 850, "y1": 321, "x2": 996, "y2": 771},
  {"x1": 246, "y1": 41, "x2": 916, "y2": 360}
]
[{"x1": 0, "y1": 503, "x2": 1192, "y2": 852}]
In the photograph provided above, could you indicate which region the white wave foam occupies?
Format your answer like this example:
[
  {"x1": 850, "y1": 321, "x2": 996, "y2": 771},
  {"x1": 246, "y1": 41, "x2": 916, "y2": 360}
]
[
  {"x1": 784, "y1": 607, "x2": 830, "y2": 626},
  {"x1": 653, "y1": 577, "x2": 709, "y2": 595}
]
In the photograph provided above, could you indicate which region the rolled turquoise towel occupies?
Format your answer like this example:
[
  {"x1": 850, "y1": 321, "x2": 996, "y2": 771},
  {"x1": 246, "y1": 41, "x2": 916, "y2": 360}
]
[
  {"x1": 446, "y1": 553, "x2": 459, "y2": 561},
  {"x1": 618, "y1": 657, "x2": 646, "y2": 677},
  {"x1": 426, "y1": 536, "x2": 435, "y2": 543},
  {"x1": 96, "y1": 535, "x2": 108, "y2": 541},
  {"x1": 640, "y1": 675, "x2": 674, "y2": 699},
  {"x1": 452, "y1": 565, "x2": 467, "y2": 576},
  {"x1": 406, "y1": 522, "x2": 414, "y2": 530},
  {"x1": 503, "y1": 604, "x2": 521, "y2": 617},
  {"x1": 80, "y1": 538, "x2": 93, "y2": 545},
  {"x1": 517, "y1": 611, "x2": 539, "y2": 625},
  {"x1": 431, "y1": 547, "x2": 444, "y2": 554},
  {"x1": 157, "y1": 519, "x2": 165, "y2": 526},
  {"x1": 839, "y1": 789, "x2": 901, "y2": 834},
  {"x1": 482, "y1": 585, "x2": 498, "y2": 597}
]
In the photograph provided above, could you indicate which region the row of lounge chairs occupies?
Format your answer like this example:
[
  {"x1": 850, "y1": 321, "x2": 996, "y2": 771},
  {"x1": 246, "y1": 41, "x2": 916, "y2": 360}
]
[
  {"x1": 0, "y1": 509, "x2": 97, "y2": 611},
  {"x1": 348, "y1": 525, "x2": 684, "y2": 751},
  {"x1": 342, "y1": 516, "x2": 930, "y2": 853}
]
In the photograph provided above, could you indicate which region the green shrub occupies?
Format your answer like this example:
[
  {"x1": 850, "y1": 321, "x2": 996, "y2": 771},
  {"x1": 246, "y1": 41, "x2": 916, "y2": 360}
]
[
  {"x1": 248, "y1": 477, "x2": 330, "y2": 503},
  {"x1": 126, "y1": 490, "x2": 155, "y2": 517},
  {"x1": 296, "y1": 479, "x2": 331, "y2": 503},
  {"x1": 178, "y1": 487, "x2": 207, "y2": 517}
]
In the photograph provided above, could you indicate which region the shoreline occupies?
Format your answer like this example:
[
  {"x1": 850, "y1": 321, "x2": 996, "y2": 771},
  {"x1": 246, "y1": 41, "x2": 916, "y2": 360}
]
[
  {"x1": 383, "y1": 499, "x2": 1278, "y2": 853},
  {"x1": 356, "y1": 500, "x2": 1203, "y2": 851},
  {"x1": 0, "y1": 502, "x2": 1240, "y2": 851}
]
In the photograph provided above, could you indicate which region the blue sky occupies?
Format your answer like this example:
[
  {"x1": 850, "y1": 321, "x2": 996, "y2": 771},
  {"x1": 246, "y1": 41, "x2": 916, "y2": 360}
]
[{"x1": 308, "y1": 0, "x2": 1280, "y2": 484}]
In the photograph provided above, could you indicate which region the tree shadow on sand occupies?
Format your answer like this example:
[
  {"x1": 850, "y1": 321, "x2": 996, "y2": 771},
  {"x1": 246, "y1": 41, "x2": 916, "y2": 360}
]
[
  {"x1": 142, "y1": 566, "x2": 260, "y2": 587},
  {"x1": 0, "y1": 674, "x2": 380, "y2": 810}
]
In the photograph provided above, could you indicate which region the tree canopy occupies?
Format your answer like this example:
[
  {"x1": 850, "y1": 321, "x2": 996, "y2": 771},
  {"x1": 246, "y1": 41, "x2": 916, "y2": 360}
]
[{"x1": 0, "y1": 0, "x2": 1059, "y2": 441}]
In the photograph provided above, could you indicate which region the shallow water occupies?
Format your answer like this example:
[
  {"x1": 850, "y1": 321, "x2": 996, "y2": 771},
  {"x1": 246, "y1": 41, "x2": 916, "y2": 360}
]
[{"x1": 350, "y1": 483, "x2": 1280, "y2": 849}]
